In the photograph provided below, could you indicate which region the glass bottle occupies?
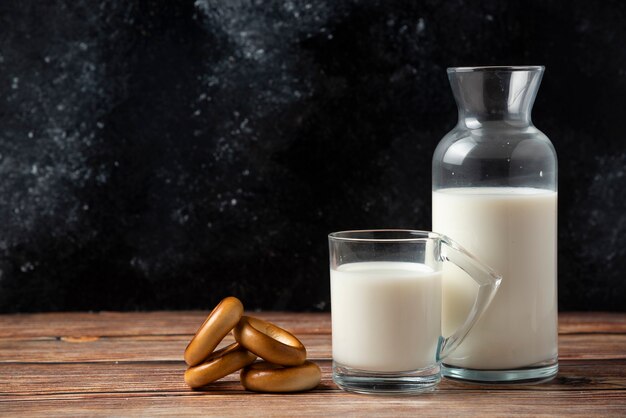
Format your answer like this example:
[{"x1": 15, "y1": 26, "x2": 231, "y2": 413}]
[{"x1": 432, "y1": 66, "x2": 558, "y2": 383}]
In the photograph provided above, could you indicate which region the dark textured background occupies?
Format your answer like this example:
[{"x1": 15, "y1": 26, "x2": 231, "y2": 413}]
[{"x1": 0, "y1": 0, "x2": 624, "y2": 312}]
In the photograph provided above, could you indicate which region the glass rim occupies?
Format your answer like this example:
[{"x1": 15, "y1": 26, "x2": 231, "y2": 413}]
[
  {"x1": 447, "y1": 65, "x2": 544, "y2": 73},
  {"x1": 328, "y1": 229, "x2": 440, "y2": 243}
]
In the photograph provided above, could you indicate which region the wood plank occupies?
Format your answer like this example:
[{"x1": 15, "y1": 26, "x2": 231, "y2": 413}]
[
  {"x1": 559, "y1": 312, "x2": 626, "y2": 334},
  {"x1": 1, "y1": 391, "x2": 625, "y2": 417},
  {"x1": 2, "y1": 333, "x2": 625, "y2": 363},
  {"x1": 0, "y1": 311, "x2": 331, "y2": 339},
  {"x1": 0, "y1": 334, "x2": 331, "y2": 363},
  {"x1": 558, "y1": 334, "x2": 626, "y2": 360},
  {"x1": 0, "y1": 312, "x2": 624, "y2": 417},
  {"x1": 1, "y1": 360, "x2": 625, "y2": 398},
  {"x1": 1, "y1": 312, "x2": 624, "y2": 340}
]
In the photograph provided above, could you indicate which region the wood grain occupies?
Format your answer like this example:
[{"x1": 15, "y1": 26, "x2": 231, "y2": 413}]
[
  {"x1": 0, "y1": 311, "x2": 331, "y2": 339},
  {"x1": 0, "y1": 312, "x2": 624, "y2": 417},
  {"x1": 1, "y1": 391, "x2": 625, "y2": 417},
  {"x1": 2, "y1": 333, "x2": 624, "y2": 363},
  {"x1": 1, "y1": 311, "x2": 622, "y2": 339},
  {"x1": 0, "y1": 334, "x2": 330, "y2": 363},
  {"x1": 1, "y1": 360, "x2": 625, "y2": 398},
  {"x1": 559, "y1": 312, "x2": 626, "y2": 334}
]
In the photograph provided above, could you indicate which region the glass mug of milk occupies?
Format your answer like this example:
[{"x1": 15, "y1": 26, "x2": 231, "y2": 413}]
[{"x1": 329, "y1": 229, "x2": 501, "y2": 394}]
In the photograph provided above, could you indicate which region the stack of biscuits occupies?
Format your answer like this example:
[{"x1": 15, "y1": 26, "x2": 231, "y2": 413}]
[{"x1": 184, "y1": 296, "x2": 321, "y2": 393}]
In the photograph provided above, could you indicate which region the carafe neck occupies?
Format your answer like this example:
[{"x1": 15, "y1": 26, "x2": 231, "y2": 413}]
[{"x1": 448, "y1": 66, "x2": 544, "y2": 129}]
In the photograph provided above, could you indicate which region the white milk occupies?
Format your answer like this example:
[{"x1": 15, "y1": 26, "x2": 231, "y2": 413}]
[
  {"x1": 331, "y1": 261, "x2": 441, "y2": 372},
  {"x1": 433, "y1": 187, "x2": 558, "y2": 370}
]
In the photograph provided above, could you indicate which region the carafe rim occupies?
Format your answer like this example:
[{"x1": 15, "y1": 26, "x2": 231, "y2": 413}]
[{"x1": 448, "y1": 65, "x2": 544, "y2": 73}]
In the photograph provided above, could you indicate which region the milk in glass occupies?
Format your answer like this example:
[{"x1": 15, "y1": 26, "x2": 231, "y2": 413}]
[
  {"x1": 433, "y1": 187, "x2": 558, "y2": 369},
  {"x1": 331, "y1": 261, "x2": 441, "y2": 372}
]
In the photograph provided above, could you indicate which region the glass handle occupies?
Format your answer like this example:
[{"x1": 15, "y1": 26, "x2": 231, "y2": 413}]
[{"x1": 437, "y1": 235, "x2": 502, "y2": 361}]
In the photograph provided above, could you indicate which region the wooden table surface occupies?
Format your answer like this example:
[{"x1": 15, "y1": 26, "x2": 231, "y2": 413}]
[{"x1": 1, "y1": 311, "x2": 625, "y2": 416}]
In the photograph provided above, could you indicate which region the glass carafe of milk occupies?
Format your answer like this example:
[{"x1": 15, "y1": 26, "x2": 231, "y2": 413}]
[{"x1": 432, "y1": 66, "x2": 558, "y2": 383}]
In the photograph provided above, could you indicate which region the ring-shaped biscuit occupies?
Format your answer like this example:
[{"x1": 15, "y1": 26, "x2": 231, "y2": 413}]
[
  {"x1": 240, "y1": 361, "x2": 321, "y2": 393},
  {"x1": 184, "y1": 296, "x2": 244, "y2": 366},
  {"x1": 234, "y1": 316, "x2": 306, "y2": 366},
  {"x1": 184, "y1": 342, "x2": 257, "y2": 389}
]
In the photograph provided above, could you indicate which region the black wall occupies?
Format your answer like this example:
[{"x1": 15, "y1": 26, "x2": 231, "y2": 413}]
[{"x1": 0, "y1": 0, "x2": 624, "y2": 312}]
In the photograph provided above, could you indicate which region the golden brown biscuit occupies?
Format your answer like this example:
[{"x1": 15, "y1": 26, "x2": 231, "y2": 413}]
[
  {"x1": 234, "y1": 316, "x2": 306, "y2": 366},
  {"x1": 240, "y1": 361, "x2": 321, "y2": 393},
  {"x1": 184, "y1": 296, "x2": 244, "y2": 366},
  {"x1": 185, "y1": 342, "x2": 257, "y2": 388}
]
